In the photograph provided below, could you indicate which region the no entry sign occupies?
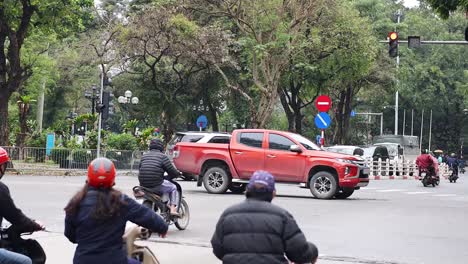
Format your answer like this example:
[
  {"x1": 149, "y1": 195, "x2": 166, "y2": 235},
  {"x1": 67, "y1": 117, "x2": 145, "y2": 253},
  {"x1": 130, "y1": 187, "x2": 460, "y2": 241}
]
[{"x1": 315, "y1": 95, "x2": 332, "y2": 112}]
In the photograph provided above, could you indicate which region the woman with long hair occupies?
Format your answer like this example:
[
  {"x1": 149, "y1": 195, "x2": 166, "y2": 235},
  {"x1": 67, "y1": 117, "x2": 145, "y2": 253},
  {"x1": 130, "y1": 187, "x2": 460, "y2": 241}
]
[{"x1": 64, "y1": 158, "x2": 168, "y2": 264}]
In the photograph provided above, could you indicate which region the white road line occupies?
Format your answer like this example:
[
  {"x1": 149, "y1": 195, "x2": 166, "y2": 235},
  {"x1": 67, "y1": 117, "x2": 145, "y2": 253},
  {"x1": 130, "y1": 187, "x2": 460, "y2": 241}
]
[
  {"x1": 376, "y1": 189, "x2": 405, "y2": 192},
  {"x1": 405, "y1": 191, "x2": 432, "y2": 195},
  {"x1": 432, "y1": 194, "x2": 457, "y2": 197},
  {"x1": 361, "y1": 187, "x2": 380, "y2": 190}
]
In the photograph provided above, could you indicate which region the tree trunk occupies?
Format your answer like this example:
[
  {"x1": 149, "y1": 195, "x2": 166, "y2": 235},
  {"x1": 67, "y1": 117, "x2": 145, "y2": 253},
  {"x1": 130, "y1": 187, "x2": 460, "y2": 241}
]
[
  {"x1": 294, "y1": 112, "x2": 303, "y2": 134},
  {"x1": 279, "y1": 89, "x2": 296, "y2": 132},
  {"x1": 0, "y1": 94, "x2": 9, "y2": 145},
  {"x1": 251, "y1": 88, "x2": 278, "y2": 128},
  {"x1": 342, "y1": 85, "x2": 353, "y2": 144},
  {"x1": 333, "y1": 91, "x2": 346, "y2": 144}
]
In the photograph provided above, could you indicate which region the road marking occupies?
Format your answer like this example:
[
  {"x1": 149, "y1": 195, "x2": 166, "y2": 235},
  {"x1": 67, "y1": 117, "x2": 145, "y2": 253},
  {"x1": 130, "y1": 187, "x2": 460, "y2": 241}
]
[
  {"x1": 432, "y1": 194, "x2": 457, "y2": 197},
  {"x1": 317, "y1": 114, "x2": 328, "y2": 126},
  {"x1": 405, "y1": 191, "x2": 432, "y2": 194},
  {"x1": 376, "y1": 189, "x2": 405, "y2": 192},
  {"x1": 361, "y1": 187, "x2": 380, "y2": 190}
]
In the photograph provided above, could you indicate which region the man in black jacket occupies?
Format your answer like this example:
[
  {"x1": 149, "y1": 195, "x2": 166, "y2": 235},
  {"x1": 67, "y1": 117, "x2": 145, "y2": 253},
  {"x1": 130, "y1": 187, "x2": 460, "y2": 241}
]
[
  {"x1": 138, "y1": 138, "x2": 181, "y2": 216},
  {"x1": 0, "y1": 147, "x2": 44, "y2": 264},
  {"x1": 211, "y1": 170, "x2": 318, "y2": 264}
]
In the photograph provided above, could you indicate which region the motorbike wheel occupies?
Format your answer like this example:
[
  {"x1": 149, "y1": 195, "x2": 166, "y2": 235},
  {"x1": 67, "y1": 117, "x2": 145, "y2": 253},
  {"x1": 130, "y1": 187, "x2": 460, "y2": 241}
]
[
  {"x1": 422, "y1": 178, "x2": 428, "y2": 187},
  {"x1": 141, "y1": 201, "x2": 154, "y2": 239},
  {"x1": 174, "y1": 199, "x2": 190, "y2": 230},
  {"x1": 334, "y1": 187, "x2": 354, "y2": 199},
  {"x1": 229, "y1": 183, "x2": 246, "y2": 194}
]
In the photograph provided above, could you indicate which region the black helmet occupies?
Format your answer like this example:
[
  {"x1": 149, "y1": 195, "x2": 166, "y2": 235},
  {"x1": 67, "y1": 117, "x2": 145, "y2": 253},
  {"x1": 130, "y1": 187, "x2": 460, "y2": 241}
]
[{"x1": 149, "y1": 138, "x2": 164, "y2": 151}]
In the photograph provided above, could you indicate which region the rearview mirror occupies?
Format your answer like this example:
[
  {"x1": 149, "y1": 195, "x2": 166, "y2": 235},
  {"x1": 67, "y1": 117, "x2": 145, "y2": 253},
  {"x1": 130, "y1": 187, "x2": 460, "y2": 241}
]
[{"x1": 290, "y1": 145, "x2": 302, "y2": 153}]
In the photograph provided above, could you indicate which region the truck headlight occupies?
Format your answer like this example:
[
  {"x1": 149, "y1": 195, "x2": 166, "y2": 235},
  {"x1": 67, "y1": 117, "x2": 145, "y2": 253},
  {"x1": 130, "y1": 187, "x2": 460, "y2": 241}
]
[{"x1": 336, "y1": 158, "x2": 354, "y2": 164}]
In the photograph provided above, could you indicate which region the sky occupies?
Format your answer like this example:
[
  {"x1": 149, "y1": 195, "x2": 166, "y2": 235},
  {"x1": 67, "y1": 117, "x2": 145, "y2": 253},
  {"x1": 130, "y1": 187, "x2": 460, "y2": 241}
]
[{"x1": 402, "y1": 0, "x2": 420, "y2": 8}]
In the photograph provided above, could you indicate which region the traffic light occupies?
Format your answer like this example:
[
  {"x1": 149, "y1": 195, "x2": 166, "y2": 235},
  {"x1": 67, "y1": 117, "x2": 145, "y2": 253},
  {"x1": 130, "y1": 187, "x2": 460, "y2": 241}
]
[{"x1": 388, "y1": 31, "x2": 398, "y2": 58}]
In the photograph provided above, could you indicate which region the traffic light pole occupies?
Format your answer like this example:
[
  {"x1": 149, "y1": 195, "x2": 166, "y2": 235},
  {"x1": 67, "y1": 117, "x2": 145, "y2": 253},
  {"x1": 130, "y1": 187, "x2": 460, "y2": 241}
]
[{"x1": 97, "y1": 68, "x2": 104, "y2": 158}]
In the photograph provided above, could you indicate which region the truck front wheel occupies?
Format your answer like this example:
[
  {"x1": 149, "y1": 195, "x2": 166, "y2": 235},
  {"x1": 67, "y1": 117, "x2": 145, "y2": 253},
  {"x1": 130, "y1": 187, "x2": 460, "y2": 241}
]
[
  {"x1": 309, "y1": 171, "x2": 338, "y2": 199},
  {"x1": 203, "y1": 166, "x2": 230, "y2": 194}
]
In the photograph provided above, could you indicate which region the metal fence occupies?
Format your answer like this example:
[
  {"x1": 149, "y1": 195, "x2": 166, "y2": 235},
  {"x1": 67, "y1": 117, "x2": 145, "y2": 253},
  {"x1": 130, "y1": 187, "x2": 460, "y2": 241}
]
[
  {"x1": 1, "y1": 146, "x2": 453, "y2": 179},
  {"x1": 1, "y1": 146, "x2": 146, "y2": 174}
]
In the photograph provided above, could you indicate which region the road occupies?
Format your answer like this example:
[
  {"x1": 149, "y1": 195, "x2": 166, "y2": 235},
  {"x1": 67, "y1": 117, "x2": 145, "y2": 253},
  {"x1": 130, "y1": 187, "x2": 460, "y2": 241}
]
[{"x1": 3, "y1": 172, "x2": 468, "y2": 264}]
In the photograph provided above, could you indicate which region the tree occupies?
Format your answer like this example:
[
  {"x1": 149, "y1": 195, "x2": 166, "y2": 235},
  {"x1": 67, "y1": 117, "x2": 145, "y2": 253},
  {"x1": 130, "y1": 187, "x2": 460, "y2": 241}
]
[
  {"x1": 16, "y1": 95, "x2": 36, "y2": 148},
  {"x1": 188, "y1": 0, "x2": 327, "y2": 128},
  {"x1": 425, "y1": 0, "x2": 468, "y2": 19},
  {"x1": 0, "y1": 0, "x2": 93, "y2": 145}
]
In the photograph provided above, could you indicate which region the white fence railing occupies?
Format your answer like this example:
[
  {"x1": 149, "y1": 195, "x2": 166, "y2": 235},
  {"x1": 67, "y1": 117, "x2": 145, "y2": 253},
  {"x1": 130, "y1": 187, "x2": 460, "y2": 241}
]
[{"x1": 363, "y1": 158, "x2": 451, "y2": 180}]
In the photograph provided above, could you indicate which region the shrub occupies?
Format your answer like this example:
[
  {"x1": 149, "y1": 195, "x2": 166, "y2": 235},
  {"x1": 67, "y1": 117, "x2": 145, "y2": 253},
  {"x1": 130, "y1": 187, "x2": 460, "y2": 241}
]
[{"x1": 107, "y1": 133, "x2": 138, "y2": 151}]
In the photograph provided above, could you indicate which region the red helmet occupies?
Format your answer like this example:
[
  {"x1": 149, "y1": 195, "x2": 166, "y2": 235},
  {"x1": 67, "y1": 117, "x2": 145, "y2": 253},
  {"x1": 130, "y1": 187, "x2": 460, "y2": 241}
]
[
  {"x1": 87, "y1": 158, "x2": 116, "y2": 188},
  {"x1": 0, "y1": 147, "x2": 9, "y2": 165},
  {"x1": 0, "y1": 147, "x2": 9, "y2": 179}
]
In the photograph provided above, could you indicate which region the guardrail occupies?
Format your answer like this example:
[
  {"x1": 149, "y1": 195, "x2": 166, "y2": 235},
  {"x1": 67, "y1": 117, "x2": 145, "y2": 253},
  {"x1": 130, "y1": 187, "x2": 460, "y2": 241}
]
[
  {"x1": 1, "y1": 146, "x2": 146, "y2": 175},
  {"x1": 363, "y1": 158, "x2": 452, "y2": 180}
]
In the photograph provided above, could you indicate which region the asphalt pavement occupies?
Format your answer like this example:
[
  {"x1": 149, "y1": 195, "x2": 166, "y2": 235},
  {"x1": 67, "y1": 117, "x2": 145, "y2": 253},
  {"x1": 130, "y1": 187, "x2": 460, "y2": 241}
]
[{"x1": 3, "y1": 171, "x2": 468, "y2": 264}]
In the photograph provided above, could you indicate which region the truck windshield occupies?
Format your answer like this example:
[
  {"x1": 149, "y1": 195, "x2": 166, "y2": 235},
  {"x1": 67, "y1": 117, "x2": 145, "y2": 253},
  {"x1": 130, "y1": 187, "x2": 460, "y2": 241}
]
[{"x1": 287, "y1": 133, "x2": 321, "y2": 151}]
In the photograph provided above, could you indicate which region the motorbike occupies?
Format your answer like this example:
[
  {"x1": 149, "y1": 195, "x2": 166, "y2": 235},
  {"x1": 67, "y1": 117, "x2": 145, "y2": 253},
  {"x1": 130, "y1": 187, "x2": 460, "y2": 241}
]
[
  {"x1": 133, "y1": 180, "x2": 190, "y2": 234},
  {"x1": 449, "y1": 167, "x2": 459, "y2": 183},
  {"x1": 0, "y1": 226, "x2": 46, "y2": 264},
  {"x1": 420, "y1": 169, "x2": 439, "y2": 187},
  {"x1": 124, "y1": 224, "x2": 160, "y2": 264}
]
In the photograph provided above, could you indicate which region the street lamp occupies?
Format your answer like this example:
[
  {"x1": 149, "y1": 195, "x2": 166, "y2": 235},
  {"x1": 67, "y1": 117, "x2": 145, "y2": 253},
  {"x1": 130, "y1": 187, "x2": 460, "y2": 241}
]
[
  {"x1": 85, "y1": 85, "x2": 99, "y2": 115},
  {"x1": 118, "y1": 90, "x2": 139, "y2": 105},
  {"x1": 192, "y1": 99, "x2": 209, "y2": 111}
]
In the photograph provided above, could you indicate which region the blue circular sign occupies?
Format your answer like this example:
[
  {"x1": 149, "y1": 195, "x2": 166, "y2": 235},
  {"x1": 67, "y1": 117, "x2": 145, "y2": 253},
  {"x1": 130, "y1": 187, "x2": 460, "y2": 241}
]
[
  {"x1": 196, "y1": 115, "x2": 208, "y2": 128},
  {"x1": 314, "y1": 112, "x2": 331, "y2": 129}
]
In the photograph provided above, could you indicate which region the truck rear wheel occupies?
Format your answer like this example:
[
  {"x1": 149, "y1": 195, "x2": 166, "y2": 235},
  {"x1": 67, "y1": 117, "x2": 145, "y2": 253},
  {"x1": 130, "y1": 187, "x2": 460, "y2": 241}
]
[
  {"x1": 203, "y1": 166, "x2": 230, "y2": 194},
  {"x1": 335, "y1": 187, "x2": 354, "y2": 199},
  {"x1": 309, "y1": 171, "x2": 338, "y2": 199}
]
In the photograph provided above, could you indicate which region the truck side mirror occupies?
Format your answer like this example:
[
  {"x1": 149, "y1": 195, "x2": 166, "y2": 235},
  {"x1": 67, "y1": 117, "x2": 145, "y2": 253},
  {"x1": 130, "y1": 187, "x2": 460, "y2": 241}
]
[{"x1": 290, "y1": 145, "x2": 302, "y2": 153}]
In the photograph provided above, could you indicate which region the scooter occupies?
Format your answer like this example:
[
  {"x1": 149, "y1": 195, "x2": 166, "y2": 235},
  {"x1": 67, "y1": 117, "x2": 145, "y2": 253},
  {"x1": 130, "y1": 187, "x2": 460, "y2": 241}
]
[
  {"x1": 420, "y1": 169, "x2": 439, "y2": 187},
  {"x1": 449, "y1": 168, "x2": 459, "y2": 183},
  {"x1": 133, "y1": 180, "x2": 190, "y2": 234},
  {"x1": 124, "y1": 225, "x2": 160, "y2": 264},
  {"x1": 0, "y1": 226, "x2": 46, "y2": 264}
]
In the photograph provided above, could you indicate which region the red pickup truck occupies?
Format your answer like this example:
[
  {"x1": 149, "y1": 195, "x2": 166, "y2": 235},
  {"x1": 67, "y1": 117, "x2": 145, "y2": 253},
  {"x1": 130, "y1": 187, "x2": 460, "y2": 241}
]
[{"x1": 173, "y1": 129, "x2": 369, "y2": 199}]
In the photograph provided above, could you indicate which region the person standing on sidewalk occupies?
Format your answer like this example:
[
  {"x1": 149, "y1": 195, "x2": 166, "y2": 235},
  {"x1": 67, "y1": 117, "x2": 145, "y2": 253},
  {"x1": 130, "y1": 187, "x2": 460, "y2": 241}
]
[{"x1": 211, "y1": 170, "x2": 318, "y2": 264}]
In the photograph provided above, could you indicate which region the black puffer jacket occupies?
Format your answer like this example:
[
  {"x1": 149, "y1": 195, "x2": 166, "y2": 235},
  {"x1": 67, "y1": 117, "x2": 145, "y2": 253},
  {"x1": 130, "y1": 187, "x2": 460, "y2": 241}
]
[
  {"x1": 138, "y1": 139, "x2": 180, "y2": 188},
  {"x1": 0, "y1": 182, "x2": 42, "y2": 232},
  {"x1": 211, "y1": 198, "x2": 318, "y2": 264}
]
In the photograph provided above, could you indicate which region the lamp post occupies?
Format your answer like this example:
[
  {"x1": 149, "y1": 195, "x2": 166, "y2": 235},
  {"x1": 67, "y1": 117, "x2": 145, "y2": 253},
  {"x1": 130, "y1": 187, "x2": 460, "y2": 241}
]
[
  {"x1": 84, "y1": 85, "x2": 99, "y2": 115},
  {"x1": 117, "y1": 90, "x2": 139, "y2": 127}
]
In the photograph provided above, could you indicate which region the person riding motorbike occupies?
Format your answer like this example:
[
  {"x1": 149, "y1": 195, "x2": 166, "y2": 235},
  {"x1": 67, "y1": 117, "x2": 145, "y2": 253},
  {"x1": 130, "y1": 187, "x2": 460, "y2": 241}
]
[
  {"x1": 138, "y1": 138, "x2": 182, "y2": 216},
  {"x1": 64, "y1": 158, "x2": 168, "y2": 264},
  {"x1": 0, "y1": 147, "x2": 45, "y2": 264},
  {"x1": 447, "y1": 153, "x2": 459, "y2": 177},
  {"x1": 416, "y1": 149, "x2": 435, "y2": 176}
]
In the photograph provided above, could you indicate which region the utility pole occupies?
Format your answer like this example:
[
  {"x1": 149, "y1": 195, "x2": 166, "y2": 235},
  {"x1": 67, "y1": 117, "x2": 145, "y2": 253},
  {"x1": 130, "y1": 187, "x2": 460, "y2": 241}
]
[
  {"x1": 394, "y1": 9, "x2": 402, "y2": 136},
  {"x1": 403, "y1": 109, "x2": 406, "y2": 136},
  {"x1": 420, "y1": 109, "x2": 424, "y2": 151},
  {"x1": 36, "y1": 43, "x2": 49, "y2": 133},
  {"x1": 429, "y1": 109, "x2": 433, "y2": 151},
  {"x1": 411, "y1": 109, "x2": 414, "y2": 136}
]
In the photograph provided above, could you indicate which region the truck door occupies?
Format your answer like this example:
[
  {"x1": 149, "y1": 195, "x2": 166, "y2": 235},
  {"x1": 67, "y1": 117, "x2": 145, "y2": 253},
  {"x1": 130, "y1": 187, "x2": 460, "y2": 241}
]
[
  {"x1": 230, "y1": 132, "x2": 265, "y2": 179},
  {"x1": 264, "y1": 133, "x2": 305, "y2": 182}
]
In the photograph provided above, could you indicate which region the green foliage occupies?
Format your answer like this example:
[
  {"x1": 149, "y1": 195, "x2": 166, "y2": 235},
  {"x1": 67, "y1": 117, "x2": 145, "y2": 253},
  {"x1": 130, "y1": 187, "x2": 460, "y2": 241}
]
[
  {"x1": 25, "y1": 131, "x2": 47, "y2": 148},
  {"x1": 72, "y1": 149, "x2": 96, "y2": 163},
  {"x1": 107, "y1": 133, "x2": 138, "y2": 150},
  {"x1": 425, "y1": 0, "x2": 468, "y2": 19}
]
